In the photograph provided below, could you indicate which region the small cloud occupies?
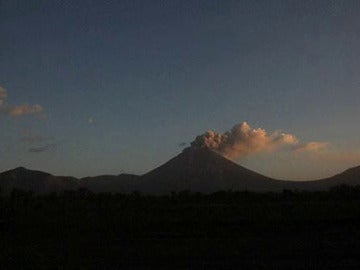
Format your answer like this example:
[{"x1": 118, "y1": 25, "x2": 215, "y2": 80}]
[
  {"x1": 0, "y1": 87, "x2": 7, "y2": 99},
  {"x1": 20, "y1": 130, "x2": 56, "y2": 153},
  {"x1": 28, "y1": 143, "x2": 56, "y2": 153},
  {"x1": 1, "y1": 104, "x2": 43, "y2": 116},
  {"x1": 0, "y1": 87, "x2": 44, "y2": 117},
  {"x1": 293, "y1": 142, "x2": 329, "y2": 153},
  {"x1": 88, "y1": 117, "x2": 94, "y2": 125}
]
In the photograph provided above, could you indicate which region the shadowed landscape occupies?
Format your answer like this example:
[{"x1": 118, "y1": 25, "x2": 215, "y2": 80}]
[
  {"x1": 2, "y1": 186, "x2": 360, "y2": 269},
  {"x1": 1, "y1": 148, "x2": 360, "y2": 269}
]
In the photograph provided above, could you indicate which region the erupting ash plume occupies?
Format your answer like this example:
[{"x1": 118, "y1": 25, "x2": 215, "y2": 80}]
[{"x1": 190, "y1": 122, "x2": 299, "y2": 159}]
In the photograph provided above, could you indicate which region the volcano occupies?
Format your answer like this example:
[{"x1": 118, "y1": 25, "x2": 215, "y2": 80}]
[
  {"x1": 138, "y1": 147, "x2": 287, "y2": 193},
  {"x1": 1, "y1": 150, "x2": 360, "y2": 195}
]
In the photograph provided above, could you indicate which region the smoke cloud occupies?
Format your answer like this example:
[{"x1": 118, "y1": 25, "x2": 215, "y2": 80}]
[
  {"x1": 293, "y1": 142, "x2": 328, "y2": 153},
  {"x1": 191, "y1": 122, "x2": 299, "y2": 159}
]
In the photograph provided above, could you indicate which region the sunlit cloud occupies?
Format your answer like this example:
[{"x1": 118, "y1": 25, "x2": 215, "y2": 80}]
[
  {"x1": 307, "y1": 149, "x2": 360, "y2": 164},
  {"x1": 1, "y1": 104, "x2": 43, "y2": 116},
  {"x1": 293, "y1": 142, "x2": 329, "y2": 153},
  {"x1": 190, "y1": 122, "x2": 300, "y2": 159},
  {"x1": 0, "y1": 87, "x2": 44, "y2": 117},
  {"x1": 0, "y1": 87, "x2": 7, "y2": 99},
  {"x1": 288, "y1": 141, "x2": 360, "y2": 171}
]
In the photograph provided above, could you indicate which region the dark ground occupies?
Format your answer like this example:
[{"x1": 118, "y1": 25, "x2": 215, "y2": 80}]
[{"x1": 1, "y1": 186, "x2": 360, "y2": 269}]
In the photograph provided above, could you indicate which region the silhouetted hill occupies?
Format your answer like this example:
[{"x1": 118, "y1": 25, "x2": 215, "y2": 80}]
[
  {"x1": 0, "y1": 167, "x2": 78, "y2": 194},
  {"x1": 292, "y1": 165, "x2": 360, "y2": 190},
  {"x1": 327, "y1": 165, "x2": 360, "y2": 184},
  {"x1": 138, "y1": 147, "x2": 287, "y2": 193},
  {"x1": 1, "y1": 155, "x2": 360, "y2": 195},
  {"x1": 80, "y1": 173, "x2": 140, "y2": 193}
]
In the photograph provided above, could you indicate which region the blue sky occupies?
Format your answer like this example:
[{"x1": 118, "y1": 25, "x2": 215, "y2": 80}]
[{"x1": 1, "y1": 0, "x2": 360, "y2": 179}]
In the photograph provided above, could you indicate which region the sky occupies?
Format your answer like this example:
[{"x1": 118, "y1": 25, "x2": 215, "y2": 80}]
[{"x1": 1, "y1": 0, "x2": 360, "y2": 180}]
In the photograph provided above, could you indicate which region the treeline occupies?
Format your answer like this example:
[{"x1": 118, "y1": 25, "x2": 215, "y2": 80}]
[
  {"x1": 3, "y1": 183, "x2": 360, "y2": 201},
  {"x1": 1, "y1": 185, "x2": 360, "y2": 269}
]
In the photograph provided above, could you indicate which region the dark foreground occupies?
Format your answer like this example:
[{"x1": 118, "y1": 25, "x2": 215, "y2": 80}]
[{"x1": 1, "y1": 186, "x2": 360, "y2": 269}]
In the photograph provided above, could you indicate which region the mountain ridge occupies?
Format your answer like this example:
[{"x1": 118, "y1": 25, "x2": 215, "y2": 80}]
[
  {"x1": 1, "y1": 149, "x2": 360, "y2": 194},
  {"x1": 0, "y1": 167, "x2": 78, "y2": 194}
]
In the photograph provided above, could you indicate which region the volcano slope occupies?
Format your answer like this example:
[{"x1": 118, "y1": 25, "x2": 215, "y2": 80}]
[{"x1": 138, "y1": 147, "x2": 291, "y2": 194}]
